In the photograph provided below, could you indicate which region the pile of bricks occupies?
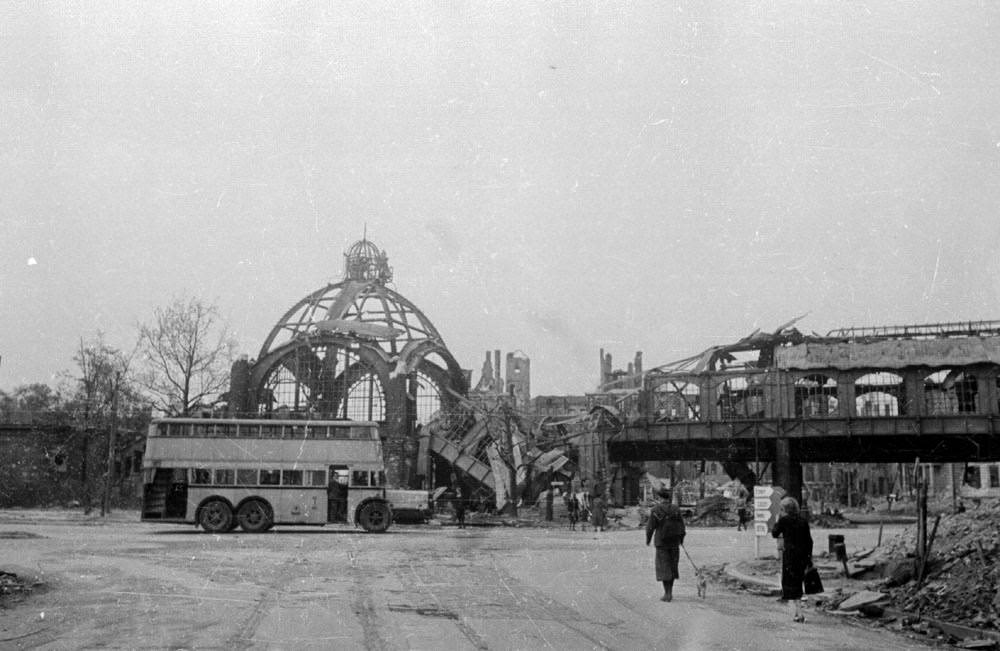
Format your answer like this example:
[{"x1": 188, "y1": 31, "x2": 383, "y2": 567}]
[{"x1": 879, "y1": 501, "x2": 1000, "y2": 631}]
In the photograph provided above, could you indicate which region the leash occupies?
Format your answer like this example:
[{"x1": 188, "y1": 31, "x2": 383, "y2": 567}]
[{"x1": 681, "y1": 544, "x2": 700, "y2": 573}]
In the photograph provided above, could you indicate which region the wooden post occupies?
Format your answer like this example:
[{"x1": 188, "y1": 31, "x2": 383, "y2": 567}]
[
  {"x1": 699, "y1": 460, "x2": 706, "y2": 499},
  {"x1": 917, "y1": 514, "x2": 941, "y2": 586},
  {"x1": 913, "y1": 459, "x2": 925, "y2": 559},
  {"x1": 545, "y1": 467, "x2": 554, "y2": 521}
]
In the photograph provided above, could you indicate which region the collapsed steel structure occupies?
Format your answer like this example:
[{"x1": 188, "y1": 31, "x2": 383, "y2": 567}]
[{"x1": 608, "y1": 319, "x2": 1000, "y2": 502}]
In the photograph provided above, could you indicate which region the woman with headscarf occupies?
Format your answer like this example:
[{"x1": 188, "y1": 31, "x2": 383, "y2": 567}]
[
  {"x1": 645, "y1": 487, "x2": 686, "y2": 602},
  {"x1": 771, "y1": 496, "x2": 813, "y2": 622}
]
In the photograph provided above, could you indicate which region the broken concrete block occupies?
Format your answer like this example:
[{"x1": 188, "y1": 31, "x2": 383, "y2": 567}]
[{"x1": 838, "y1": 590, "x2": 888, "y2": 612}]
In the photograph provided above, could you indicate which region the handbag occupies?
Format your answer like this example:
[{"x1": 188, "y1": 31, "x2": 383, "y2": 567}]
[{"x1": 803, "y1": 565, "x2": 823, "y2": 595}]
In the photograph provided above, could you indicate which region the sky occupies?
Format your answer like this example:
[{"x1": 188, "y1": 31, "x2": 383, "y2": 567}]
[{"x1": 2, "y1": 1, "x2": 1000, "y2": 397}]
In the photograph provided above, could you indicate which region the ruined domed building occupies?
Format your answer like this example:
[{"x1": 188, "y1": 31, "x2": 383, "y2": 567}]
[{"x1": 225, "y1": 238, "x2": 469, "y2": 489}]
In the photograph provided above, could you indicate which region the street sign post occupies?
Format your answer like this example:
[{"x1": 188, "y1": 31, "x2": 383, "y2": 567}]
[{"x1": 752, "y1": 485, "x2": 786, "y2": 558}]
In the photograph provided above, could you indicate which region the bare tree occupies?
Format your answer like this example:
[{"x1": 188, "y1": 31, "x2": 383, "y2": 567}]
[
  {"x1": 137, "y1": 296, "x2": 237, "y2": 415},
  {"x1": 69, "y1": 332, "x2": 140, "y2": 515},
  {"x1": 71, "y1": 333, "x2": 130, "y2": 426}
]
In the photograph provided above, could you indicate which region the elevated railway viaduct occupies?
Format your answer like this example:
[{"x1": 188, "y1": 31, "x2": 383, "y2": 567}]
[{"x1": 606, "y1": 321, "x2": 1000, "y2": 503}]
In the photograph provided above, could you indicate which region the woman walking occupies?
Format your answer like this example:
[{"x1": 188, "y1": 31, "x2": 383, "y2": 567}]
[
  {"x1": 645, "y1": 487, "x2": 686, "y2": 602},
  {"x1": 771, "y1": 496, "x2": 813, "y2": 622}
]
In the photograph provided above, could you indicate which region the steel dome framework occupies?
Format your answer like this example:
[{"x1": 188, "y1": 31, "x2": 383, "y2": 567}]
[{"x1": 229, "y1": 238, "x2": 468, "y2": 488}]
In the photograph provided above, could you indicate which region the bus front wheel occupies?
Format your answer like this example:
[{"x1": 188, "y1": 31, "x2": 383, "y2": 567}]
[
  {"x1": 199, "y1": 499, "x2": 233, "y2": 533},
  {"x1": 237, "y1": 499, "x2": 273, "y2": 534},
  {"x1": 358, "y1": 500, "x2": 391, "y2": 533}
]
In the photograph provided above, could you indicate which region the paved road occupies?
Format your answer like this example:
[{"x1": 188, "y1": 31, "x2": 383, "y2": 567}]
[{"x1": 0, "y1": 512, "x2": 934, "y2": 650}]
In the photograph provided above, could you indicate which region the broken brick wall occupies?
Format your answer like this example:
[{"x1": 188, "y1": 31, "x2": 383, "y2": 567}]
[{"x1": 0, "y1": 429, "x2": 141, "y2": 509}]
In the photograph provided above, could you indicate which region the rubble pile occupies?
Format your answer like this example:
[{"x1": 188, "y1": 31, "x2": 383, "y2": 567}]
[
  {"x1": 0, "y1": 570, "x2": 33, "y2": 607},
  {"x1": 688, "y1": 495, "x2": 737, "y2": 527},
  {"x1": 808, "y1": 511, "x2": 853, "y2": 529},
  {"x1": 877, "y1": 501, "x2": 1000, "y2": 631}
]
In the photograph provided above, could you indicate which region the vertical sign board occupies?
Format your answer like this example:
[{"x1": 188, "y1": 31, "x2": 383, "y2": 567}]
[{"x1": 752, "y1": 485, "x2": 786, "y2": 557}]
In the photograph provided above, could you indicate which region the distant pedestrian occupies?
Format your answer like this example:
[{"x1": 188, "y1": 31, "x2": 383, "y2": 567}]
[
  {"x1": 736, "y1": 482, "x2": 751, "y2": 531},
  {"x1": 590, "y1": 491, "x2": 607, "y2": 532},
  {"x1": 565, "y1": 493, "x2": 580, "y2": 530},
  {"x1": 453, "y1": 487, "x2": 466, "y2": 529},
  {"x1": 771, "y1": 496, "x2": 813, "y2": 622},
  {"x1": 736, "y1": 503, "x2": 750, "y2": 531},
  {"x1": 645, "y1": 487, "x2": 686, "y2": 602}
]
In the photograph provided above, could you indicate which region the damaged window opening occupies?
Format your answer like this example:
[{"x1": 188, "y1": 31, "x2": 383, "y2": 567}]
[
  {"x1": 715, "y1": 375, "x2": 765, "y2": 420},
  {"x1": 794, "y1": 374, "x2": 838, "y2": 418},
  {"x1": 924, "y1": 369, "x2": 979, "y2": 414},
  {"x1": 651, "y1": 379, "x2": 700, "y2": 422},
  {"x1": 855, "y1": 372, "x2": 904, "y2": 416},
  {"x1": 345, "y1": 371, "x2": 385, "y2": 422}
]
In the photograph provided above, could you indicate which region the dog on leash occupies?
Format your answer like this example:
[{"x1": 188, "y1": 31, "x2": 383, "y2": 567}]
[
  {"x1": 695, "y1": 570, "x2": 707, "y2": 599},
  {"x1": 682, "y1": 545, "x2": 707, "y2": 599}
]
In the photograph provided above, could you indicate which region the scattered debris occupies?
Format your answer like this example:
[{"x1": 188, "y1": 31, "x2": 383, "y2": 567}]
[{"x1": 0, "y1": 571, "x2": 37, "y2": 608}]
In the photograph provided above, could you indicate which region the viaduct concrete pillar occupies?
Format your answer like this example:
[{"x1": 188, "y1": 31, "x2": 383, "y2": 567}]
[{"x1": 773, "y1": 438, "x2": 803, "y2": 506}]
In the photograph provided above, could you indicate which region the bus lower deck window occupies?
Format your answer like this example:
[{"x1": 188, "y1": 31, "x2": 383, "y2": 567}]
[
  {"x1": 260, "y1": 469, "x2": 280, "y2": 485},
  {"x1": 352, "y1": 470, "x2": 370, "y2": 487},
  {"x1": 192, "y1": 469, "x2": 211, "y2": 485},
  {"x1": 214, "y1": 469, "x2": 235, "y2": 485},
  {"x1": 282, "y1": 470, "x2": 303, "y2": 486},
  {"x1": 307, "y1": 470, "x2": 326, "y2": 486},
  {"x1": 237, "y1": 469, "x2": 257, "y2": 486}
]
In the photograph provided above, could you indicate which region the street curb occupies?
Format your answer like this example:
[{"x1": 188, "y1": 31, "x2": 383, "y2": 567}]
[{"x1": 723, "y1": 564, "x2": 782, "y2": 595}]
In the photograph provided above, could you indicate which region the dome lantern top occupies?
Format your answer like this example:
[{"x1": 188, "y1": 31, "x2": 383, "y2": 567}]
[{"x1": 344, "y1": 237, "x2": 392, "y2": 284}]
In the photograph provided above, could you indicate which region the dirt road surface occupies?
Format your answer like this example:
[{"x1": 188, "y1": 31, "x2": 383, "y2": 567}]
[{"x1": 0, "y1": 511, "x2": 935, "y2": 650}]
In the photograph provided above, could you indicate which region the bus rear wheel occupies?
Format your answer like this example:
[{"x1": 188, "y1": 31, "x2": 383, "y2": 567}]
[
  {"x1": 237, "y1": 499, "x2": 273, "y2": 534},
  {"x1": 358, "y1": 500, "x2": 391, "y2": 533},
  {"x1": 199, "y1": 499, "x2": 233, "y2": 533}
]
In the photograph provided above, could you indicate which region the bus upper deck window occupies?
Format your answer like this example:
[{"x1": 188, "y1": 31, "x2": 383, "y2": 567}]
[{"x1": 351, "y1": 470, "x2": 370, "y2": 487}]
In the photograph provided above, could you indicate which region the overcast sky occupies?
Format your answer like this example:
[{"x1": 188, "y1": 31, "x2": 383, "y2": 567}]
[{"x1": 2, "y1": 2, "x2": 999, "y2": 396}]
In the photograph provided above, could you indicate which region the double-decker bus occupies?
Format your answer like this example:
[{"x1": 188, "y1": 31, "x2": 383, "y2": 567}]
[{"x1": 140, "y1": 417, "x2": 421, "y2": 533}]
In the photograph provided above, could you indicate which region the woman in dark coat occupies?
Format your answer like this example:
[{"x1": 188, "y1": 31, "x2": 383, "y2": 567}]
[
  {"x1": 771, "y1": 496, "x2": 813, "y2": 622},
  {"x1": 645, "y1": 487, "x2": 686, "y2": 602}
]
